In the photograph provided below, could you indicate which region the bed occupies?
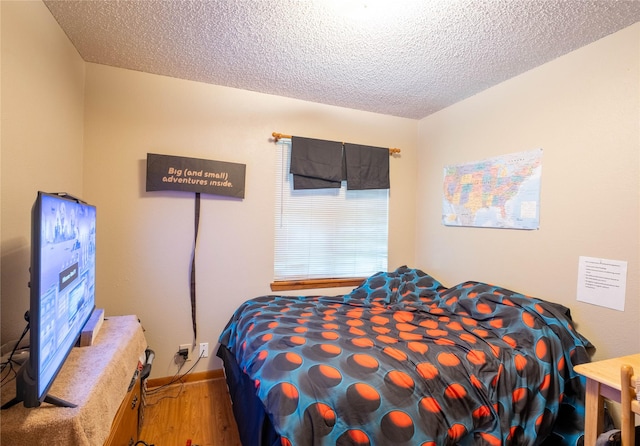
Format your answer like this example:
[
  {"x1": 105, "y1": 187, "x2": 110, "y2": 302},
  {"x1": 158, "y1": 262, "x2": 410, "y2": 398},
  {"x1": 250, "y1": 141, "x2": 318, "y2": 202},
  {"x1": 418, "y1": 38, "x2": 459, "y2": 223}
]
[{"x1": 217, "y1": 266, "x2": 594, "y2": 446}]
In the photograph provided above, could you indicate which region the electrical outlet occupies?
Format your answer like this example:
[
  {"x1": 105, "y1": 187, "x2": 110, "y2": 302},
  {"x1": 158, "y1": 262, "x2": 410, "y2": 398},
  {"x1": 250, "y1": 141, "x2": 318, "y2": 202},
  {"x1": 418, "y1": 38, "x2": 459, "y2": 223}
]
[
  {"x1": 199, "y1": 342, "x2": 209, "y2": 358},
  {"x1": 179, "y1": 343, "x2": 191, "y2": 361}
]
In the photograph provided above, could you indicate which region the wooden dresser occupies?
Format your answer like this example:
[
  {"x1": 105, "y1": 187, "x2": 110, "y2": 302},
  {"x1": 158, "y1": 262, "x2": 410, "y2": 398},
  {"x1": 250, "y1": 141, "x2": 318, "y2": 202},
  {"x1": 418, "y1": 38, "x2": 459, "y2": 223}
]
[
  {"x1": 0, "y1": 315, "x2": 147, "y2": 446},
  {"x1": 104, "y1": 371, "x2": 142, "y2": 446}
]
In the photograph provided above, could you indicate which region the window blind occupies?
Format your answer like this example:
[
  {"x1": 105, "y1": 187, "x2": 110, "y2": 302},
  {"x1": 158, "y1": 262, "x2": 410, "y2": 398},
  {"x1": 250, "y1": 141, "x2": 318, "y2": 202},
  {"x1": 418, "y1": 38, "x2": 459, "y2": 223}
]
[{"x1": 274, "y1": 140, "x2": 388, "y2": 281}]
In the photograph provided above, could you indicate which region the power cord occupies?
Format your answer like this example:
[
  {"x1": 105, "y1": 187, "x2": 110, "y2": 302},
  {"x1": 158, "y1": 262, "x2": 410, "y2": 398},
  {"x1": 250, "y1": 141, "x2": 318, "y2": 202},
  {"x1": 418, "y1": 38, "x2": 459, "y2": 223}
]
[
  {"x1": 146, "y1": 351, "x2": 204, "y2": 396},
  {"x1": 139, "y1": 351, "x2": 205, "y2": 445},
  {"x1": 1, "y1": 316, "x2": 30, "y2": 387}
]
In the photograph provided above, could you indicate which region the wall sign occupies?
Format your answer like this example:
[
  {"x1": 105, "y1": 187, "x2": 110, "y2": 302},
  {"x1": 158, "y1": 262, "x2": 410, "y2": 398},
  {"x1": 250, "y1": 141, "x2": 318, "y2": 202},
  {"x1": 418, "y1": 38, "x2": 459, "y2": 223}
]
[
  {"x1": 146, "y1": 153, "x2": 246, "y2": 198},
  {"x1": 577, "y1": 256, "x2": 628, "y2": 311}
]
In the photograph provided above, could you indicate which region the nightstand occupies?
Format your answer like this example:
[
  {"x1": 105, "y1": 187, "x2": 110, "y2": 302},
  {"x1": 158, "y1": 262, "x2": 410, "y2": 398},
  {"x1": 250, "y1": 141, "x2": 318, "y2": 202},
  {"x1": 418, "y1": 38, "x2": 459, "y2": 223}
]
[{"x1": 574, "y1": 353, "x2": 640, "y2": 446}]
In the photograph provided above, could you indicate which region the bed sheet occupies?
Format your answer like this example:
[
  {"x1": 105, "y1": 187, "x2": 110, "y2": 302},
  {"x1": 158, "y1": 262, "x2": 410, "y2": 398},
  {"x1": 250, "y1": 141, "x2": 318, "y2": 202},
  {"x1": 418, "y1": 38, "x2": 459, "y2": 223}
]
[{"x1": 218, "y1": 267, "x2": 593, "y2": 446}]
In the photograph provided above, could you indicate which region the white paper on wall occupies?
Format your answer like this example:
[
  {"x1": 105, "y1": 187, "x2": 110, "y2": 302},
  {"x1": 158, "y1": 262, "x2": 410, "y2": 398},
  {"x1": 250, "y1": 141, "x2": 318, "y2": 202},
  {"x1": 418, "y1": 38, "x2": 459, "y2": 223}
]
[{"x1": 576, "y1": 256, "x2": 628, "y2": 311}]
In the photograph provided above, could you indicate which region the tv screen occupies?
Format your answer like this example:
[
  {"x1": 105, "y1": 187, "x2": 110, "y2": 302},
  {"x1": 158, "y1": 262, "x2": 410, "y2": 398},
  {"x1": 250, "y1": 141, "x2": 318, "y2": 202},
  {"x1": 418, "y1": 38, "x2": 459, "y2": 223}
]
[{"x1": 3, "y1": 192, "x2": 97, "y2": 409}]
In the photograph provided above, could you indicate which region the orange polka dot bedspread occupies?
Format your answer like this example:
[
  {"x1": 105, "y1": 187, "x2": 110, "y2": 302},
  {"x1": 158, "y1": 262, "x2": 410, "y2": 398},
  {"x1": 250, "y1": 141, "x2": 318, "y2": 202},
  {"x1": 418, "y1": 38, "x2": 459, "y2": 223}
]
[{"x1": 218, "y1": 267, "x2": 594, "y2": 446}]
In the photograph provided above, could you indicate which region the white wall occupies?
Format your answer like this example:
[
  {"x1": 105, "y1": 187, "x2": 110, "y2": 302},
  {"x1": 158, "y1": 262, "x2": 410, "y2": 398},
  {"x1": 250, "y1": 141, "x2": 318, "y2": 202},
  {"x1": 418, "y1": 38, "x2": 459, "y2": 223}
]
[
  {"x1": 416, "y1": 23, "x2": 640, "y2": 360},
  {"x1": 2, "y1": 0, "x2": 638, "y2": 381},
  {"x1": 1, "y1": 1, "x2": 85, "y2": 343},
  {"x1": 0, "y1": 0, "x2": 417, "y2": 379},
  {"x1": 82, "y1": 63, "x2": 418, "y2": 377}
]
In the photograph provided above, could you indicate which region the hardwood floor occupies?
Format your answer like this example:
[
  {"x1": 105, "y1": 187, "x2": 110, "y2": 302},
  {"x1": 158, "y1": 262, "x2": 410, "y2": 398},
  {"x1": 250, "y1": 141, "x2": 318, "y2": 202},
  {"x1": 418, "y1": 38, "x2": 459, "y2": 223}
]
[{"x1": 139, "y1": 378, "x2": 242, "y2": 446}]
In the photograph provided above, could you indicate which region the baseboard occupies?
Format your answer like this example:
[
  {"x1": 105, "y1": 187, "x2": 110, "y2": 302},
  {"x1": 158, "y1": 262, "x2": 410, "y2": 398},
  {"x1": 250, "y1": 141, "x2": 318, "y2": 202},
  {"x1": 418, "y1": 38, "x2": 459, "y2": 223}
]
[{"x1": 146, "y1": 368, "x2": 224, "y2": 388}]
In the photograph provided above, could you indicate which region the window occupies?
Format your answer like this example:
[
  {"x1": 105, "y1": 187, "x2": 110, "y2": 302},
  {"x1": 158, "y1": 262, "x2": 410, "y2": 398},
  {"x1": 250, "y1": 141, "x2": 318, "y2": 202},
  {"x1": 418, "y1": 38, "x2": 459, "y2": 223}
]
[{"x1": 273, "y1": 139, "x2": 388, "y2": 289}]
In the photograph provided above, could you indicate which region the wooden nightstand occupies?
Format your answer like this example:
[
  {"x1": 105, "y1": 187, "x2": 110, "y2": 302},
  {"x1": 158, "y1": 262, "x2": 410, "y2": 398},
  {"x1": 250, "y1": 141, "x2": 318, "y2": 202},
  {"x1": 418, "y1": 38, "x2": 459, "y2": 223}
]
[{"x1": 574, "y1": 353, "x2": 640, "y2": 446}]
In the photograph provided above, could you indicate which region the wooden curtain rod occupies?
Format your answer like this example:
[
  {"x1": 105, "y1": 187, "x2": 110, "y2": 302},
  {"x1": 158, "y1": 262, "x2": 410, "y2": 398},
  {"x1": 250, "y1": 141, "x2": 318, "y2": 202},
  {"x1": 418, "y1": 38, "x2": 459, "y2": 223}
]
[{"x1": 272, "y1": 132, "x2": 401, "y2": 155}]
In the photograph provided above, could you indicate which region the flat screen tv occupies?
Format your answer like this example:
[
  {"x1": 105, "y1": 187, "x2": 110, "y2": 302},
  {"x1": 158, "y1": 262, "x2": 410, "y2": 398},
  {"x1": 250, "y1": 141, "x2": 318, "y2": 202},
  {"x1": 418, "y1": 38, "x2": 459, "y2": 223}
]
[{"x1": 2, "y1": 192, "x2": 97, "y2": 409}]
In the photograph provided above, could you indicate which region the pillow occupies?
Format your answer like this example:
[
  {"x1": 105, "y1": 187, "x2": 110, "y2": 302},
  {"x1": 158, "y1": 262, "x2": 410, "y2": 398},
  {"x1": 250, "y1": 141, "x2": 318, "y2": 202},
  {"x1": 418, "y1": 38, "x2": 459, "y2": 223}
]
[
  {"x1": 345, "y1": 266, "x2": 443, "y2": 305},
  {"x1": 345, "y1": 270, "x2": 401, "y2": 304},
  {"x1": 395, "y1": 266, "x2": 445, "y2": 303}
]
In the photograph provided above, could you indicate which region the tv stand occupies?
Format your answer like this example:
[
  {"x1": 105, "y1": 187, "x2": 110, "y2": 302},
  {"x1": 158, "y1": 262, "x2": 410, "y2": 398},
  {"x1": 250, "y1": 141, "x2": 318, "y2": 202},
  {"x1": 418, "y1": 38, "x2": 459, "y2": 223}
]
[
  {"x1": 0, "y1": 315, "x2": 147, "y2": 446},
  {"x1": 1, "y1": 393, "x2": 76, "y2": 410},
  {"x1": 1, "y1": 363, "x2": 78, "y2": 410},
  {"x1": 42, "y1": 394, "x2": 77, "y2": 408}
]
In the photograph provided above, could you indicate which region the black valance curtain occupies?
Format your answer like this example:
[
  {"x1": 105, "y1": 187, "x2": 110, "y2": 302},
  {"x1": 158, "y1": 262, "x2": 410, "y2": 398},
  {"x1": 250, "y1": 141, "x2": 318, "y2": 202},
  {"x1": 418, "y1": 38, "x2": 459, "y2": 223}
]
[
  {"x1": 290, "y1": 136, "x2": 390, "y2": 190},
  {"x1": 289, "y1": 136, "x2": 343, "y2": 189},
  {"x1": 344, "y1": 143, "x2": 390, "y2": 190}
]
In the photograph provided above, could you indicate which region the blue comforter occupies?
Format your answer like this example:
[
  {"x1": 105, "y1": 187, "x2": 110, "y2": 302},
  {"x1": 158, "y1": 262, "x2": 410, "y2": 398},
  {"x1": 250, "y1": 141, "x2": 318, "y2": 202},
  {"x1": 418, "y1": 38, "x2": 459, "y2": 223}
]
[{"x1": 219, "y1": 267, "x2": 593, "y2": 445}]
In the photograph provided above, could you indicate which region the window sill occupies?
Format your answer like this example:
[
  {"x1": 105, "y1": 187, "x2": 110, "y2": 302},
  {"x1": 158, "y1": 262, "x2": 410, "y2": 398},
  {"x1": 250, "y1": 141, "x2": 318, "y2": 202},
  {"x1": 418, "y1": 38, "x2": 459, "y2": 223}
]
[{"x1": 270, "y1": 277, "x2": 365, "y2": 292}]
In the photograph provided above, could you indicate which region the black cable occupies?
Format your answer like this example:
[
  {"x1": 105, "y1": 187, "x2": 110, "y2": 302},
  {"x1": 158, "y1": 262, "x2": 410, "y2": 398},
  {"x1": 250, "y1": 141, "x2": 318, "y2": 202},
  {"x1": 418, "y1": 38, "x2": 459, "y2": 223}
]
[
  {"x1": 145, "y1": 351, "x2": 204, "y2": 396},
  {"x1": 145, "y1": 359, "x2": 186, "y2": 396},
  {"x1": 190, "y1": 192, "x2": 200, "y2": 341},
  {"x1": 147, "y1": 352, "x2": 202, "y2": 393},
  {"x1": 4, "y1": 319, "x2": 30, "y2": 364},
  {"x1": 143, "y1": 383, "x2": 184, "y2": 407},
  {"x1": 0, "y1": 362, "x2": 16, "y2": 387},
  {"x1": 1, "y1": 318, "x2": 30, "y2": 385}
]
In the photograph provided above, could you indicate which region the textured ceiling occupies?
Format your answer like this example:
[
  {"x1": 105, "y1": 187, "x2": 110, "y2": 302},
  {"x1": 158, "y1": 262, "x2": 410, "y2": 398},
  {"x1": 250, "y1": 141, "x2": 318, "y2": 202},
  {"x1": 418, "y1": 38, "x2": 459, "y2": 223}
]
[{"x1": 43, "y1": 0, "x2": 640, "y2": 119}]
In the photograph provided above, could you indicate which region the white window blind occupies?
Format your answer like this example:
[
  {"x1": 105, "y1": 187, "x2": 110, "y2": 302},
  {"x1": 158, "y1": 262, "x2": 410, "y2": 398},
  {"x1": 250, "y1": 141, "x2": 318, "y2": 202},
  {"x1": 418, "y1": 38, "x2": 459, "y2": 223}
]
[{"x1": 274, "y1": 139, "x2": 388, "y2": 281}]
